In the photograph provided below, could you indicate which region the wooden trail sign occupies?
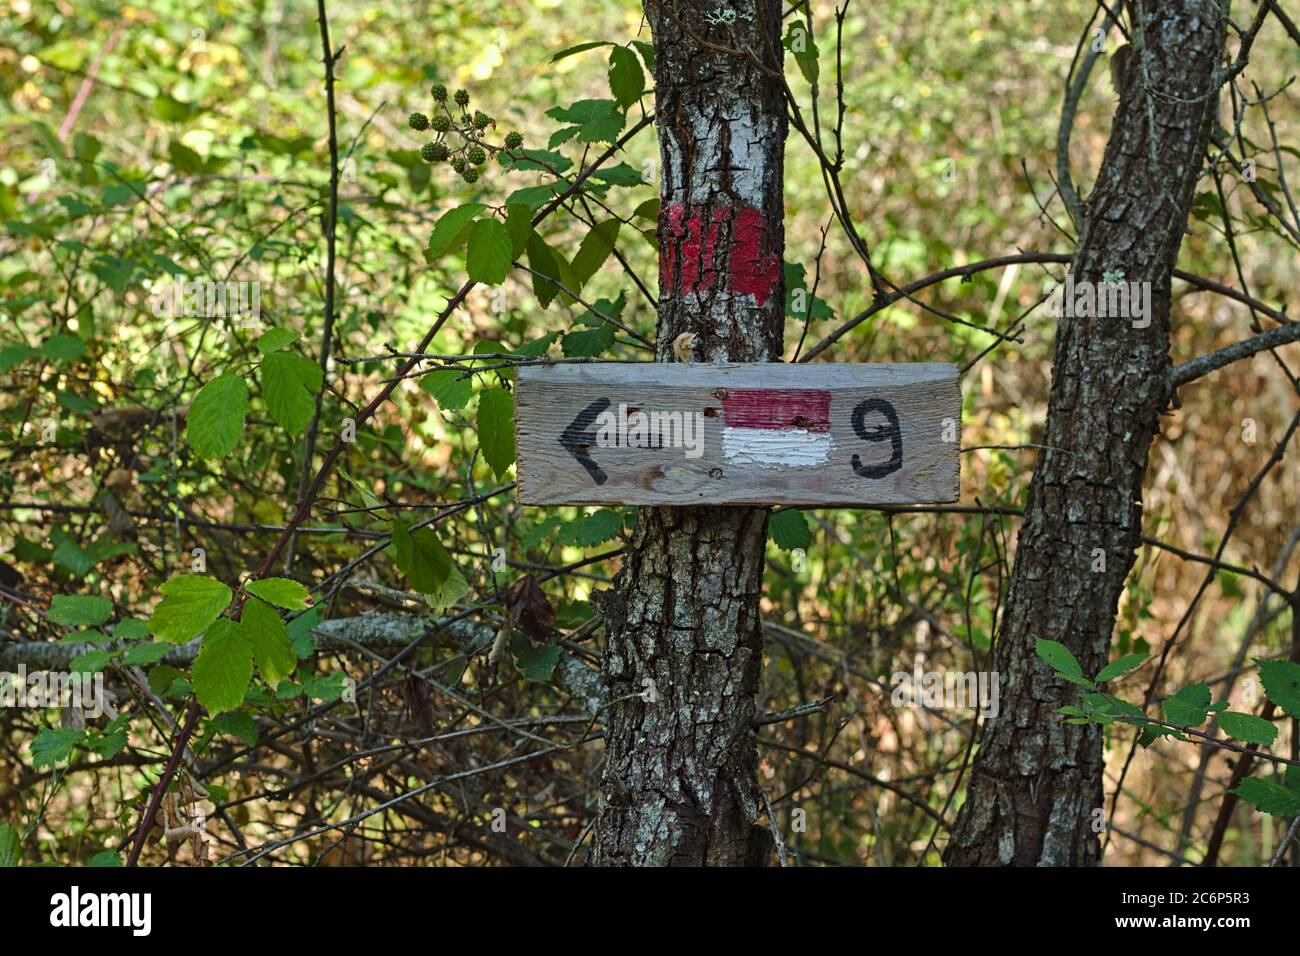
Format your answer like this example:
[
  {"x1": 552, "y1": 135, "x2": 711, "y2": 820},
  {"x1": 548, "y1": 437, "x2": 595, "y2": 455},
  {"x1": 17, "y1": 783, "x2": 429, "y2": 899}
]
[{"x1": 514, "y1": 363, "x2": 961, "y2": 507}]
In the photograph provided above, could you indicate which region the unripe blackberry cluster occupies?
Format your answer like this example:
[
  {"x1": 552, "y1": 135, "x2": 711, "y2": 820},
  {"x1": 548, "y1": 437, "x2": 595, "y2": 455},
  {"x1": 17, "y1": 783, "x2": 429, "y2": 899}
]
[{"x1": 412, "y1": 82, "x2": 526, "y2": 185}]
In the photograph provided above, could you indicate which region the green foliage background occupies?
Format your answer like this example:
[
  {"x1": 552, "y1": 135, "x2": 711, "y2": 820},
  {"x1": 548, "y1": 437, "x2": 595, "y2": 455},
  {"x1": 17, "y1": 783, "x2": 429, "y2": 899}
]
[{"x1": 0, "y1": 0, "x2": 1296, "y2": 865}]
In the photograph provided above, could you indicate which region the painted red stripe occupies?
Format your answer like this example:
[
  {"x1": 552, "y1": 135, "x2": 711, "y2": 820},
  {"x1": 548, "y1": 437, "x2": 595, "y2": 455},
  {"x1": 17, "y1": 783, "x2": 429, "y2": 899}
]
[
  {"x1": 721, "y1": 389, "x2": 831, "y2": 432},
  {"x1": 659, "y1": 202, "x2": 780, "y2": 306}
]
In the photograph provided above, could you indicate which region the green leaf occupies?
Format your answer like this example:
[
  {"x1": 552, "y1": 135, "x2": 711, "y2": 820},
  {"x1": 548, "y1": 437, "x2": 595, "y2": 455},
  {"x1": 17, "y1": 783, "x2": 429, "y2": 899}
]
[
  {"x1": 419, "y1": 369, "x2": 472, "y2": 411},
  {"x1": 1231, "y1": 776, "x2": 1300, "y2": 816},
  {"x1": 261, "y1": 351, "x2": 321, "y2": 436},
  {"x1": 187, "y1": 374, "x2": 248, "y2": 459},
  {"x1": 283, "y1": 607, "x2": 319, "y2": 661},
  {"x1": 48, "y1": 595, "x2": 112, "y2": 627},
  {"x1": 1259, "y1": 658, "x2": 1300, "y2": 719},
  {"x1": 205, "y1": 711, "x2": 258, "y2": 747},
  {"x1": 570, "y1": 219, "x2": 621, "y2": 287},
  {"x1": 41, "y1": 334, "x2": 85, "y2": 363},
  {"x1": 1162, "y1": 682, "x2": 1211, "y2": 726},
  {"x1": 303, "y1": 671, "x2": 348, "y2": 702},
  {"x1": 465, "y1": 218, "x2": 513, "y2": 286},
  {"x1": 783, "y1": 21, "x2": 820, "y2": 85},
  {"x1": 504, "y1": 204, "x2": 533, "y2": 257},
  {"x1": 1036, "y1": 638, "x2": 1090, "y2": 685},
  {"x1": 120, "y1": 643, "x2": 169, "y2": 665},
  {"x1": 525, "y1": 232, "x2": 565, "y2": 308},
  {"x1": 561, "y1": 509, "x2": 622, "y2": 547},
  {"x1": 1094, "y1": 653, "x2": 1148, "y2": 683},
  {"x1": 192, "y1": 619, "x2": 253, "y2": 714},
  {"x1": 149, "y1": 575, "x2": 232, "y2": 645},
  {"x1": 769, "y1": 509, "x2": 813, "y2": 551},
  {"x1": 551, "y1": 40, "x2": 612, "y2": 62},
  {"x1": 503, "y1": 149, "x2": 573, "y2": 175},
  {"x1": 427, "y1": 202, "x2": 485, "y2": 259},
  {"x1": 477, "y1": 387, "x2": 516, "y2": 479},
  {"x1": 241, "y1": 598, "x2": 297, "y2": 689},
  {"x1": 1218, "y1": 711, "x2": 1277, "y2": 746},
  {"x1": 87, "y1": 850, "x2": 121, "y2": 868},
  {"x1": 510, "y1": 632, "x2": 562, "y2": 682},
  {"x1": 70, "y1": 649, "x2": 111, "y2": 672},
  {"x1": 244, "y1": 577, "x2": 311, "y2": 610},
  {"x1": 560, "y1": 324, "x2": 615, "y2": 358},
  {"x1": 0, "y1": 825, "x2": 17, "y2": 866},
  {"x1": 631, "y1": 39, "x2": 655, "y2": 73},
  {"x1": 545, "y1": 99, "x2": 625, "y2": 145},
  {"x1": 255, "y1": 327, "x2": 298, "y2": 354},
  {"x1": 115, "y1": 618, "x2": 150, "y2": 640},
  {"x1": 608, "y1": 45, "x2": 645, "y2": 109},
  {"x1": 389, "y1": 517, "x2": 452, "y2": 593},
  {"x1": 592, "y1": 162, "x2": 645, "y2": 187},
  {"x1": 423, "y1": 565, "x2": 470, "y2": 613},
  {"x1": 32, "y1": 727, "x2": 82, "y2": 767}
]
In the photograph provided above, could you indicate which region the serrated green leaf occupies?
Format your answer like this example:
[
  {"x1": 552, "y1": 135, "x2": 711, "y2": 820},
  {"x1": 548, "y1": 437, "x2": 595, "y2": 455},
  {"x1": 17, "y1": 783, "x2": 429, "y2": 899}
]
[
  {"x1": 510, "y1": 632, "x2": 562, "y2": 682},
  {"x1": 115, "y1": 618, "x2": 150, "y2": 640},
  {"x1": 389, "y1": 517, "x2": 452, "y2": 593},
  {"x1": 120, "y1": 642, "x2": 169, "y2": 665},
  {"x1": 48, "y1": 595, "x2": 112, "y2": 627},
  {"x1": 423, "y1": 565, "x2": 470, "y2": 613},
  {"x1": 466, "y1": 218, "x2": 513, "y2": 286},
  {"x1": 427, "y1": 202, "x2": 485, "y2": 259},
  {"x1": 205, "y1": 710, "x2": 258, "y2": 747},
  {"x1": 561, "y1": 509, "x2": 621, "y2": 547},
  {"x1": 149, "y1": 575, "x2": 232, "y2": 645},
  {"x1": 187, "y1": 374, "x2": 248, "y2": 459},
  {"x1": 70, "y1": 649, "x2": 111, "y2": 672},
  {"x1": 261, "y1": 351, "x2": 320, "y2": 436},
  {"x1": 287, "y1": 604, "x2": 322, "y2": 659},
  {"x1": 1231, "y1": 776, "x2": 1300, "y2": 816},
  {"x1": 256, "y1": 327, "x2": 298, "y2": 354},
  {"x1": 241, "y1": 598, "x2": 297, "y2": 689},
  {"x1": 769, "y1": 509, "x2": 812, "y2": 551},
  {"x1": 1259, "y1": 658, "x2": 1300, "y2": 719},
  {"x1": 1161, "y1": 682, "x2": 1212, "y2": 727},
  {"x1": 244, "y1": 577, "x2": 310, "y2": 610},
  {"x1": 545, "y1": 99, "x2": 625, "y2": 145},
  {"x1": 570, "y1": 219, "x2": 621, "y2": 287},
  {"x1": 0, "y1": 825, "x2": 18, "y2": 866},
  {"x1": 526, "y1": 232, "x2": 564, "y2": 308},
  {"x1": 1218, "y1": 711, "x2": 1277, "y2": 746},
  {"x1": 477, "y1": 387, "x2": 515, "y2": 479},
  {"x1": 31, "y1": 727, "x2": 82, "y2": 767},
  {"x1": 608, "y1": 45, "x2": 645, "y2": 109},
  {"x1": 504, "y1": 204, "x2": 532, "y2": 257},
  {"x1": 1036, "y1": 638, "x2": 1087, "y2": 683},
  {"x1": 192, "y1": 619, "x2": 253, "y2": 714},
  {"x1": 1094, "y1": 653, "x2": 1148, "y2": 683},
  {"x1": 303, "y1": 671, "x2": 348, "y2": 702},
  {"x1": 551, "y1": 40, "x2": 612, "y2": 62},
  {"x1": 419, "y1": 369, "x2": 473, "y2": 411},
  {"x1": 560, "y1": 324, "x2": 615, "y2": 358}
]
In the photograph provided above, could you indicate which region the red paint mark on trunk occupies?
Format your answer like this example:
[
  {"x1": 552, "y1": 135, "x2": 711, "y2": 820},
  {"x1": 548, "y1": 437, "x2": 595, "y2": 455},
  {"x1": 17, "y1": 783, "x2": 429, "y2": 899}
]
[
  {"x1": 721, "y1": 389, "x2": 831, "y2": 432},
  {"x1": 659, "y1": 202, "x2": 780, "y2": 306},
  {"x1": 728, "y1": 206, "x2": 780, "y2": 305}
]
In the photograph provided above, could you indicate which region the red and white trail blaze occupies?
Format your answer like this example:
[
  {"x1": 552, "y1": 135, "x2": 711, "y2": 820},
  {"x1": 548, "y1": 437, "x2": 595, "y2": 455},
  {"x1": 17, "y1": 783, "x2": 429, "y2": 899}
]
[
  {"x1": 721, "y1": 388, "x2": 832, "y2": 467},
  {"x1": 659, "y1": 201, "x2": 781, "y2": 306}
]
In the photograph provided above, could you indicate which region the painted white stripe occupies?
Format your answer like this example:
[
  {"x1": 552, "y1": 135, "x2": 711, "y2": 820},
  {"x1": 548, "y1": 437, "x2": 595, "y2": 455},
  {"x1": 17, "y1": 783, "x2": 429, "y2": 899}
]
[{"x1": 722, "y1": 426, "x2": 831, "y2": 468}]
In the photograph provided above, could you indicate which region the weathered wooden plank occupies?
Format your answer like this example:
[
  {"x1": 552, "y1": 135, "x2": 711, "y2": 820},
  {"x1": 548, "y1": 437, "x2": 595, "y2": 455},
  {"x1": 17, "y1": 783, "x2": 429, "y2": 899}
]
[{"x1": 514, "y1": 363, "x2": 961, "y2": 506}]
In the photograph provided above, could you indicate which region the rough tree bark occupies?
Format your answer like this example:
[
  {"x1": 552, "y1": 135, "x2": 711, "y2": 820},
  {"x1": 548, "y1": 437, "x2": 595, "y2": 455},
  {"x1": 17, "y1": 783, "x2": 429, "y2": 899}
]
[
  {"x1": 590, "y1": 0, "x2": 787, "y2": 866},
  {"x1": 945, "y1": 1, "x2": 1227, "y2": 866}
]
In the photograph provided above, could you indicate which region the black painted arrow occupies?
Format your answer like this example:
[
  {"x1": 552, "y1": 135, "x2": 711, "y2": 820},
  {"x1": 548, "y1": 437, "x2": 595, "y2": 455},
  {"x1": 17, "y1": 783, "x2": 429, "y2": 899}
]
[{"x1": 559, "y1": 398, "x2": 611, "y2": 485}]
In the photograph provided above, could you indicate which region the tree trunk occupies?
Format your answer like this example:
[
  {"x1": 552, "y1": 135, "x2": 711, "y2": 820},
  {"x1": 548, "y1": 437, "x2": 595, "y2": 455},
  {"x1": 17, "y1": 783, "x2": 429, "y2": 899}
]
[
  {"x1": 590, "y1": 0, "x2": 787, "y2": 866},
  {"x1": 945, "y1": 1, "x2": 1226, "y2": 866}
]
